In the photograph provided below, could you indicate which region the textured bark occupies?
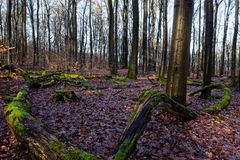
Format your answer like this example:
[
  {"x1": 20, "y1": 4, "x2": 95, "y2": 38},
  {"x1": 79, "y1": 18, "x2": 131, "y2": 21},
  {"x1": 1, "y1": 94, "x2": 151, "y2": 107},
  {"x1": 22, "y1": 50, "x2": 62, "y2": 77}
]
[
  {"x1": 142, "y1": 0, "x2": 148, "y2": 73},
  {"x1": 201, "y1": 0, "x2": 213, "y2": 99},
  {"x1": 160, "y1": 0, "x2": 168, "y2": 77},
  {"x1": 127, "y1": 0, "x2": 139, "y2": 79},
  {"x1": 108, "y1": 0, "x2": 117, "y2": 75},
  {"x1": 121, "y1": 0, "x2": 129, "y2": 69},
  {"x1": 166, "y1": 0, "x2": 194, "y2": 105},
  {"x1": 220, "y1": 0, "x2": 231, "y2": 76},
  {"x1": 231, "y1": 0, "x2": 239, "y2": 86},
  {"x1": 21, "y1": 0, "x2": 27, "y2": 65}
]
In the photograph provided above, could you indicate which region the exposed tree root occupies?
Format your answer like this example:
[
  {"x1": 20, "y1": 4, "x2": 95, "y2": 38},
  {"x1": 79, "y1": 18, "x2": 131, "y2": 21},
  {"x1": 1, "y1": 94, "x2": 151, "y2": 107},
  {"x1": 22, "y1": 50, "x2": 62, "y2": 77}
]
[
  {"x1": 188, "y1": 83, "x2": 231, "y2": 114},
  {"x1": 3, "y1": 81, "x2": 100, "y2": 160},
  {"x1": 114, "y1": 90, "x2": 197, "y2": 160}
]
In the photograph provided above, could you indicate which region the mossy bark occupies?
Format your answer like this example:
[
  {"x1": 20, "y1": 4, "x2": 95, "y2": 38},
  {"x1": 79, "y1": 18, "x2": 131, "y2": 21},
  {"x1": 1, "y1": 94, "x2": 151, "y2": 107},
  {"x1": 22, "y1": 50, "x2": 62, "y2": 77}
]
[
  {"x1": 187, "y1": 79, "x2": 202, "y2": 86},
  {"x1": 114, "y1": 90, "x2": 197, "y2": 160},
  {"x1": 3, "y1": 82, "x2": 100, "y2": 160},
  {"x1": 188, "y1": 83, "x2": 231, "y2": 114}
]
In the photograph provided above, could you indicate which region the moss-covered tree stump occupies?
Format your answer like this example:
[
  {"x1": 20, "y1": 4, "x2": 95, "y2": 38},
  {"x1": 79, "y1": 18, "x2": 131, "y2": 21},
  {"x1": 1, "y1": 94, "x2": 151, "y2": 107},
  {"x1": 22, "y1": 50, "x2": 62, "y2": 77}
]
[{"x1": 54, "y1": 89, "x2": 78, "y2": 101}]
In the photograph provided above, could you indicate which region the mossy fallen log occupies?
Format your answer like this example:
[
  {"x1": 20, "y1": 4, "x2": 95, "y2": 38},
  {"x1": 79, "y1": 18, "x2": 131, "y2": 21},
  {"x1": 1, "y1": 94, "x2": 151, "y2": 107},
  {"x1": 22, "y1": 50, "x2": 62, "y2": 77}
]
[
  {"x1": 24, "y1": 71, "x2": 88, "y2": 88},
  {"x1": 187, "y1": 79, "x2": 202, "y2": 86},
  {"x1": 54, "y1": 89, "x2": 78, "y2": 101},
  {"x1": 114, "y1": 90, "x2": 197, "y2": 160},
  {"x1": 3, "y1": 82, "x2": 100, "y2": 160},
  {"x1": 188, "y1": 83, "x2": 231, "y2": 114}
]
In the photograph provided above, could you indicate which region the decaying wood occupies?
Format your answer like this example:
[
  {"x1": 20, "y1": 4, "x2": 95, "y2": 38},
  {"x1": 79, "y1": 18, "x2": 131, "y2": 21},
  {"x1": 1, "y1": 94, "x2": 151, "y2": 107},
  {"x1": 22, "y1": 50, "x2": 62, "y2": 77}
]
[
  {"x1": 188, "y1": 83, "x2": 231, "y2": 114},
  {"x1": 114, "y1": 90, "x2": 197, "y2": 160},
  {"x1": 3, "y1": 82, "x2": 100, "y2": 160}
]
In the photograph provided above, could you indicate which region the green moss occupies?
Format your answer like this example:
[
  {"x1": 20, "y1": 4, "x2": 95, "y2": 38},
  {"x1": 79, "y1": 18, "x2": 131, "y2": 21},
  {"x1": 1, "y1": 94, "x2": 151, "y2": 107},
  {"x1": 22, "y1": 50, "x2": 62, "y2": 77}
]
[
  {"x1": 187, "y1": 80, "x2": 202, "y2": 86},
  {"x1": 53, "y1": 89, "x2": 76, "y2": 101},
  {"x1": 3, "y1": 95, "x2": 13, "y2": 102},
  {"x1": 14, "y1": 90, "x2": 28, "y2": 100},
  {"x1": 201, "y1": 84, "x2": 231, "y2": 114},
  {"x1": 48, "y1": 141, "x2": 65, "y2": 152},
  {"x1": 138, "y1": 90, "x2": 160, "y2": 104},
  {"x1": 65, "y1": 149, "x2": 100, "y2": 160},
  {"x1": 114, "y1": 134, "x2": 138, "y2": 160},
  {"x1": 113, "y1": 81, "x2": 128, "y2": 86},
  {"x1": 213, "y1": 116, "x2": 221, "y2": 122},
  {"x1": 41, "y1": 79, "x2": 56, "y2": 88},
  {"x1": 3, "y1": 105, "x2": 33, "y2": 135}
]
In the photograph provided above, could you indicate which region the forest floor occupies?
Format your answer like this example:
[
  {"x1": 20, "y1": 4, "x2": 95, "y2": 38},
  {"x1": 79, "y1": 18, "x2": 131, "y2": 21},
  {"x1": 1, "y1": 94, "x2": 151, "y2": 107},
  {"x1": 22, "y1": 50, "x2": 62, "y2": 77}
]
[{"x1": 0, "y1": 69, "x2": 240, "y2": 160}]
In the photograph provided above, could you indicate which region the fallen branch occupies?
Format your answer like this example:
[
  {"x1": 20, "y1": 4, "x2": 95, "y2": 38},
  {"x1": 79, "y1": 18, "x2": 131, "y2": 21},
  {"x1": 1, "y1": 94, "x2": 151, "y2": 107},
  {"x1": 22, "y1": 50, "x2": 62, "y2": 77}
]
[
  {"x1": 3, "y1": 82, "x2": 100, "y2": 160},
  {"x1": 114, "y1": 90, "x2": 197, "y2": 160},
  {"x1": 188, "y1": 83, "x2": 231, "y2": 114}
]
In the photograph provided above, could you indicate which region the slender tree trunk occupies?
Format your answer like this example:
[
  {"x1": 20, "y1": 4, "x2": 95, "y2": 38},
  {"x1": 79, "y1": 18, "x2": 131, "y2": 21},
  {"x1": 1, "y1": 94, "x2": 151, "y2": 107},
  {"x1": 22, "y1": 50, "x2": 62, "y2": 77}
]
[
  {"x1": 231, "y1": 0, "x2": 239, "y2": 86},
  {"x1": 79, "y1": 2, "x2": 87, "y2": 67},
  {"x1": 6, "y1": 0, "x2": 12, "y2": 64},
  {"x1": 212, "y1": 0, "x2": 223, "y2": 75},
  {"x1": 127, "y1": 0, "x2": 139, "y2": 79},
  {"x1": 29, "y1": 0, "x2": 37, "y2": 66},
  {"x1": 114, "y1": 0, "x2": 118, "y2": 70},
  {"x1": 160, "y1": 0, "x2": 168, "y2": 77},
  {"x1": 108, "y1": 0, "x2": 117, "y2": 75},
  {"x1": 220, "y1": 0, "x2": 231, "y2": 76},
  {"x1": 166, "y1": 0, "x2": 194, "y2": 105},
  {"x1": 21, "y1": 0, "x2": 27, "y2": 65},
  {"x1": 122, "y1": 0, "x2": 129, "y2": 69},
  {"x1": 201, "y1": 0, "x2": 213, "y2": 98},
  {"x1": 36, "y1": 0, "x2": 40, "y2": 65},
  {"x1": 142, "y1": 0, "x2": 148, "y2": 73},
  {"x1": 72, "y1": 0, "x2": 77, "y2": 61},
  {"x1": 197, "y1": 0, "x2": 201, "y2": 79},
  {"x1": 89, "y1": 0, "x2": 93, "y2": 69}
]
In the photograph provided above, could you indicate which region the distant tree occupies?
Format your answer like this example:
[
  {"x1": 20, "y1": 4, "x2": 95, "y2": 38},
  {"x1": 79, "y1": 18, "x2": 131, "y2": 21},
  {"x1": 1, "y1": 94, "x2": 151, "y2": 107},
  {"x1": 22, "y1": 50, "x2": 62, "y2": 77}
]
[
  {"x1": 121, "y1": 0, "x2": 129, "y2": 69},
  {"x1": 212, "y1": 0, "x2": 223, "y2": 75},
  {"x1": 201, "y1": 0, "x2": 213, "y2": 98},
  {"x1": 89, "y1": 0, "x2": 93, "y2": 69},
  {"x1": 220, "y1": 0, "x2": 231, "y2": 76},
  {"x1": 108, "y1": 0, "x2": 117, "y2": 75},
  {"x1": 6, "y1": 0, "x2": 12, "y2": 64},
  {"x1": 166, "y1": 0, "x2": 194, "y2": 105},
  {"x1": 231, "y1": 0, "x2": 239, "y2": 86},
  {"x1": 160, "y1": 0, "x2": 168, "y2": 77},
  {"x1": 21, "y1": 0, "x2": 27, "y2": 65},
  {"x1": 127, "y1": 0, "x2": 139, "y2": 79},
  {"x1": 142, "y1": 0, "x2": 148, "y2": 73}
]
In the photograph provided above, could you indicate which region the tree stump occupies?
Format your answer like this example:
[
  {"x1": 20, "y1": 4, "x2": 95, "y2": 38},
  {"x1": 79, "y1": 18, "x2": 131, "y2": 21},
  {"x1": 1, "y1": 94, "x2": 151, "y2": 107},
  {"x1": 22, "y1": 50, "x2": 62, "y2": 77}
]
[{"x1": 53, "y1": 89, "x2": 78, "y2": 101}]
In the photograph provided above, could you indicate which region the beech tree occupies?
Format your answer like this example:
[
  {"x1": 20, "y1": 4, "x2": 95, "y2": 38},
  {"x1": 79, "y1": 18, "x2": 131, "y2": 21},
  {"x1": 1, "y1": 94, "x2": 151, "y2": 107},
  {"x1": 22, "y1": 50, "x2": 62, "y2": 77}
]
[
  {"x1": 201, "y1": 0, "x2": 213, "y2": 98},
  {"x1": 166, "y1": 0, "x2": 194, "y2": 105},
  {"x1": 127, "y1": 0, "x2": 139, "y2": 79}
]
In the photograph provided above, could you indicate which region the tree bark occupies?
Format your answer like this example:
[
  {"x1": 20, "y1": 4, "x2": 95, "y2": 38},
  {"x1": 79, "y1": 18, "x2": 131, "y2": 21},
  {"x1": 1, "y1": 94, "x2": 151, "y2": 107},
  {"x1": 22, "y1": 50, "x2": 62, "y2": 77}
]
[
  {"x1": 166, "y1": 0, "x2": 194, "y2": 105},
  {"x1": 201, "y1": 0, "x2": 213, "y2": 98},
  {"x1": 127, "y1": 0, "x2": 139, "y2": 79},
  {"x1": 142, "y1": 0, "x2": 148, "y2": 73},
  {"x1": 231, "y1": 0, "x2": 239, "y2": 86}
]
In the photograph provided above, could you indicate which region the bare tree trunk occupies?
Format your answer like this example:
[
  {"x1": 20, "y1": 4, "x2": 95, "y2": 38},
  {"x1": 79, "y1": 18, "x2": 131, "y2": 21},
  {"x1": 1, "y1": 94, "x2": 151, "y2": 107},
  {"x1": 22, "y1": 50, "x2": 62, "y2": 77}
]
[
  {"x1": 212, "y1": 0, "x2": 223, "y2": 75},
  {"x1": 114, "y1": 0, "x2": 118, "y2": 70},
  {"x1": 72, "y1": 0, "x2": 77, "y2": 61},
  {"x1": 89, "y1": 0, "x2": 93, "y2": 69},
  {"x1": 160, "y1": 0, "x2": 168, "y2": 77},
  {"x1": 142, "y1": 0, "x2": 148, "y2": 73},
  {"x1": 6, "y1": 0, "x2": 12, "y2": 64},
  {"x1": 21, "y1": 0, "x2": 27, "y2": 66},
  {"x1": 79, "y1": 2, "x2": 87, "y2": 67},
  {"x1": 127, "y1": 0, "x2": 139, "y2": 79},
  {"x1": 201, "y1": 0, "x2": 213, "y2": 98},
  {"x1": 231, "y1": 0, "x2": 239, "y2": 86},
  {"x1": 121, "y1": 0, "x2": 129, "y2": 69},
  {"x1": 28, "y1": 0, "x2": 37, "y2": 66},
  {"x1": 108, "y1": 0, "x2": 117, "y2": 75},
  {"x1": 220, "y1": 0, "x2": 231, "y2": 76},
  {"x1": 197, "y1": 0, "x2": 201, "y2": 79},
  {"x1": 166, "y1": 0, "x2": 193, "y2": 105},
  {"x1": 36, "y1": 0, "x2": 40, "y2": 65}
]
